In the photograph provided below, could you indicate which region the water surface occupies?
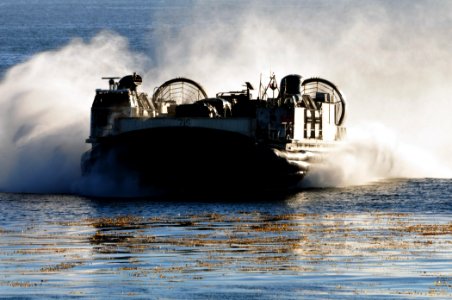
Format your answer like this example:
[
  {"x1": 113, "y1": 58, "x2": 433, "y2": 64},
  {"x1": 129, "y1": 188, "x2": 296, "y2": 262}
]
[{"x1": 1, "y1": 179, "x2": 451, "y2": 299}]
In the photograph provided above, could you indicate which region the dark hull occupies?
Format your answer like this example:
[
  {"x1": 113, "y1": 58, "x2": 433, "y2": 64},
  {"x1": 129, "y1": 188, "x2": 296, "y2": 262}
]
[{"x1": 82, "y1": 127, "x2": 304, "y2": 196}]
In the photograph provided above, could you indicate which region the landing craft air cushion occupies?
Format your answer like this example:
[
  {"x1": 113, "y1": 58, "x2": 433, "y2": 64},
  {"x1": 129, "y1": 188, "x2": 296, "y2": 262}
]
[{"x1": 81, "y1": 72, "x2": 346, "y2": 195}]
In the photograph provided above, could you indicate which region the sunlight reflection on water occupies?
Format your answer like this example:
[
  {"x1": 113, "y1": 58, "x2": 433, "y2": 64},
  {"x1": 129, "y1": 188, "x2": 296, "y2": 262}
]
[{"x1": 1, "y1": 182, "x2": 452, "y2": 299}]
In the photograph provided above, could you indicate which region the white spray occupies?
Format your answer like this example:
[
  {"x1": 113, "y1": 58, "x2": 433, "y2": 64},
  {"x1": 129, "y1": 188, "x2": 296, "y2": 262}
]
[
  {"x1": 0, "y1": 32, "x2": 146, "y2": 193},
  {"x1": 0, "y1": 1, "x2": 451, "y2": 194},
  {"x1": 145, "y1": 0, "x2": 452, "y2": 187}
]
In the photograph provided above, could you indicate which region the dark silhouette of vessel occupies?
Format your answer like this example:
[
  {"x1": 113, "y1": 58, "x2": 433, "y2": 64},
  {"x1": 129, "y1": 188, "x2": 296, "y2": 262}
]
[{"x1": 81, "y1": 72, "x2": 346, "y2": 195}]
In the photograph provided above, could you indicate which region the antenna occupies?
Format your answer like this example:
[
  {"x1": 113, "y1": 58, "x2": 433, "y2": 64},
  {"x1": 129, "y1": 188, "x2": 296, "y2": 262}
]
[{"x1": 260, "y1": 72, "x2": 279, "y2": 100}]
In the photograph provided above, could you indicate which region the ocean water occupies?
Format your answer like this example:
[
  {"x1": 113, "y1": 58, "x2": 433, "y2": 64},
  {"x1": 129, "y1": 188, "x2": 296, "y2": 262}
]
[
  {"x1": 1, "y1": 0, "x2": 452, "y2": 299},
  {"x1": 1, "y1": 179, "x2": 452, "y2": 299}
]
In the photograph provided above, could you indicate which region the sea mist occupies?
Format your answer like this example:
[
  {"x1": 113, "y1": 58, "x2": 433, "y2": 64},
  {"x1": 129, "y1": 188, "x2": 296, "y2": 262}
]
[{"x1": 0, "y1": 1, "x2": 451, "y2": 195}]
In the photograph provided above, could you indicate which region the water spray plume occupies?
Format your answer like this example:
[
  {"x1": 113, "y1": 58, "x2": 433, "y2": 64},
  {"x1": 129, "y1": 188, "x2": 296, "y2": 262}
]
[
  {"x1": 146, "y1": 1, "x2": 452, "y2": 188},
  {"x1": 0, "y1": 32, "x2": 144, "y2": 193},
  {"x1": 302, "y1": 123, "x2": 452, "y2": 189},
  {"x1": 1, "y1": 1, "x2": 451, "y2": 194}
]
